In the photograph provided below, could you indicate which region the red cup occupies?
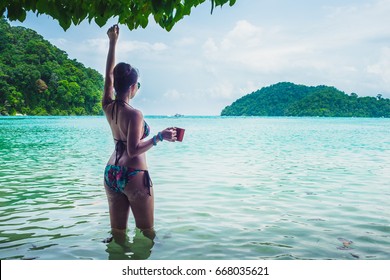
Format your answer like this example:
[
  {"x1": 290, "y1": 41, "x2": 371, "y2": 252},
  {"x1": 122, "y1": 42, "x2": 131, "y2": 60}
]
[{"x1": 175, "y1": 127, "x2": 185, "y2": 142}]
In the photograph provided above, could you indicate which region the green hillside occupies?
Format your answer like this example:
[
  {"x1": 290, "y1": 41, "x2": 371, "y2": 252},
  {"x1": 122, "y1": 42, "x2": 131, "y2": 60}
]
[
  {"x1": 0, "y1": 17, "x2": 103, "y2": 116},
  {"x1": 221, "y1": 82, "x2": 390, "y2": 117}
]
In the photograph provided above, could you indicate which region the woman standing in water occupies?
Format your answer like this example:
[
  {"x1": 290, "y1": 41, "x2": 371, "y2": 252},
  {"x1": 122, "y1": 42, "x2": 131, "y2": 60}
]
[{"x1": 102, "y1": 24, "x2": 177, "y2": 240}]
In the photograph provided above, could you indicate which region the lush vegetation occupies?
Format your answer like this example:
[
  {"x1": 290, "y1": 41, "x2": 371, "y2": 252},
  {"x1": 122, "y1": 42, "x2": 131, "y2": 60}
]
[
  {"x1": 0, "y1": 17, "x2": 103, "y2": 116},
  {"x1": 221, "y1": 82, "x2": 390, "y2": 117},
  {"x1": 1, "y1": 0, "x2": 237, "y2": 31}
]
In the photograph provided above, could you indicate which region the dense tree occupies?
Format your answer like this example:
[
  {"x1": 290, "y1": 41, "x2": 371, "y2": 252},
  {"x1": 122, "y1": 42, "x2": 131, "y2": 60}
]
[
  {"x1": 0, "y1": 17, "x2": 103, "y2": 116},
  {"x1": 1, "y1": 0, "x2": 237, "y2": 31},
  {"x1": 221, "y1": 82, "x2": 390, "y2": 118}
]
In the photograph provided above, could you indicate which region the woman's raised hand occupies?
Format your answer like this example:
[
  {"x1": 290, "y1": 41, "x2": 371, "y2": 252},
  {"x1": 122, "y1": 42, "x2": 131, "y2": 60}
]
[
  {"x1": 161, "y1": 127, "x2": 177, "y2": 142},
  {"x1": 107, "y1": 24, "x2": 119, "y2": 43}
]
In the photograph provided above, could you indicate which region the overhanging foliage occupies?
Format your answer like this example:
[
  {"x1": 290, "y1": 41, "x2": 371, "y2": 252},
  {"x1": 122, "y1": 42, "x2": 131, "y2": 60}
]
[{"x1": 1, "y1": 0, "x2": 237, "y2": 31}]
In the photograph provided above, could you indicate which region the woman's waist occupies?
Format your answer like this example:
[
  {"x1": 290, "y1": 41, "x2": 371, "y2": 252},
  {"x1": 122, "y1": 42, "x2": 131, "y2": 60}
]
[{"x1": 108, "y1": 152, "x2": 147, "y2": 169}]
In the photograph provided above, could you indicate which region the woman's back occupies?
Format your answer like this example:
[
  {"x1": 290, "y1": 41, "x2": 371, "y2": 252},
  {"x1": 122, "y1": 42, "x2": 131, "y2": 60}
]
[{"x1": 104, "y1": 100, "x2": 147, "y2": 169}]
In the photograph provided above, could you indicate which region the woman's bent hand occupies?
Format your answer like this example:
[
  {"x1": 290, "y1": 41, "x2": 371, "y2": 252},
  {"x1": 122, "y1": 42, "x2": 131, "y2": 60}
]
[
  {"x1": 161, "y1": 128, "x2": 177, "y2": 142},
  {"x1": 107, "y1": 24, "x2": 119, "y2": 43}
]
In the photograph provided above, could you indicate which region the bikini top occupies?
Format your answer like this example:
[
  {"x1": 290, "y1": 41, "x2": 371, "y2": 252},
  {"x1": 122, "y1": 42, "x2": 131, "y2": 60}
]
[{"x1": 106, "y1": 99, "x2": 150, "y2": 165}]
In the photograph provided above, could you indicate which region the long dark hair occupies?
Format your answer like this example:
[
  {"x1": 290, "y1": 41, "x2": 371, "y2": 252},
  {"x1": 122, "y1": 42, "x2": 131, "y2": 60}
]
[{"x1": 113, "y1": 62, "x2": 139, "y2": 96}]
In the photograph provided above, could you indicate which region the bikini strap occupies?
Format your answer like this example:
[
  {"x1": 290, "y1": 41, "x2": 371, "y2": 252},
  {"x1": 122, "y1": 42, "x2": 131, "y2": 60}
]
[
  {"x1": 111, "y1": 101, "x2": 117, "y2": 124},
  {"x1": 111, "y1": 100, "x2": 130, "y2": 124},
  {"x1": 143, "y1": 170, "x2": 153, "y2": 196},
  {"x1": 113, "y1": 138, "x2": 126, "y2": 165}
]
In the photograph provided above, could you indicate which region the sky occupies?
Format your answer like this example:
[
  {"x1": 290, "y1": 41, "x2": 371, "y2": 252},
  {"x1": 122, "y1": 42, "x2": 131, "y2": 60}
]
[{"x1": 9, "y1": 0, "x2": 390, "y2": 115}]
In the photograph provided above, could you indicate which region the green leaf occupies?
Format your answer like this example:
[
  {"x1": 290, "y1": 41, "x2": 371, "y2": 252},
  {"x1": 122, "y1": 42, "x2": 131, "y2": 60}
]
[
  {"x1": 152, "y1": 0, "x2": 164, "y2": 13},
  {"x1": 6, "y1": 3, "x2": 26, "y2": 21},
  {"x1": 139, "y1": 15, "x2": 149, "y2": 28},
  {"x1": 58, "y1": 15, "x2": 72, "y2": 31},
  {"x1": 36, "y1": 0, "x2": 48, "y2": 13},
  {"x1": 94, "y1": 15, "x2": 107, "y2": 27}
]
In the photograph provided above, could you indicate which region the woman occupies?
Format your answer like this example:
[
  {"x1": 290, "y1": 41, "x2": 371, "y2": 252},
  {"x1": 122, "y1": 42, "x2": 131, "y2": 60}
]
[{"x1": 102, "y1": 24, "x2": 177, "y2": 241}]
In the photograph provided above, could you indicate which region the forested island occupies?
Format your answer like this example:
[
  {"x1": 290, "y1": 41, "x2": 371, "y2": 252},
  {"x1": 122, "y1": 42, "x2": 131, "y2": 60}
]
[
  {"x1": 0, "y1": 17, "x2": 103, "y2": 116},
  {"x1": 221, "y1": 82, "x2": 390, "y2": 117}
]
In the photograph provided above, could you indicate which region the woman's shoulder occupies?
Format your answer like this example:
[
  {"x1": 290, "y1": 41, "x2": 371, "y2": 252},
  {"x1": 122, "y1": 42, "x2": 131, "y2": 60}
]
[{"x1": 126, "y1": 107, "x2": 144, "y2": 122}]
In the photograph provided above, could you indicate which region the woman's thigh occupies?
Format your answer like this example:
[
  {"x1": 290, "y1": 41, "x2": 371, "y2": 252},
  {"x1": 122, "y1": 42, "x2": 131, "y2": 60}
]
[
  {"x1": 105, "y1": 184, "x2": 131, "y2": 230},
  {"x1": 123, "y1": 172, "x2": 154, "y2": 230}
]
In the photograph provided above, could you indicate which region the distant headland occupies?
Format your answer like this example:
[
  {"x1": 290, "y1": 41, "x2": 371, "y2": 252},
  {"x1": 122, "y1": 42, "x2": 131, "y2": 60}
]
[{"x1": 221, "y1": 82, "x2": 389, "y2": 118}]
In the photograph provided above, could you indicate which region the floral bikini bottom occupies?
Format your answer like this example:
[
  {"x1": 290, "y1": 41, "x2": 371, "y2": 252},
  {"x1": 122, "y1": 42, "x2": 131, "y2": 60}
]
[{"x1": 104, "y1": 165, "x2": 152, "y2": 195}]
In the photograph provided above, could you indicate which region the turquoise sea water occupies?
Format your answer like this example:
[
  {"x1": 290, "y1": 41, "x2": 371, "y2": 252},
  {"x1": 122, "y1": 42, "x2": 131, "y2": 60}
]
[{"x1": 0, "y1": 116, "x2": 389, "y2": 260}]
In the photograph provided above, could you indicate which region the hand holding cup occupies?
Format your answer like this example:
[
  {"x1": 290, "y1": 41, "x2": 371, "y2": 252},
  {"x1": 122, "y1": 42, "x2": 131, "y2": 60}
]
[{"x1": 161, "y1": 127, "x2": 177, "y2": 142}]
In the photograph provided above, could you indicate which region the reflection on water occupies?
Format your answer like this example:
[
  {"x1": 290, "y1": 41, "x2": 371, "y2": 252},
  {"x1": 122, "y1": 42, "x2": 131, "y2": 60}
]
[{"x1": 105, "y1": 228, "x2": 155, "y2": 260}]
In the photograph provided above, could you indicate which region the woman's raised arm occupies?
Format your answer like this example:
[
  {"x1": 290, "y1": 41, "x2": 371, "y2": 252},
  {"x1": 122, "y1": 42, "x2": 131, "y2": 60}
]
[{"x1": 102, "y1": 25, "x2": 119, "y2": 107}]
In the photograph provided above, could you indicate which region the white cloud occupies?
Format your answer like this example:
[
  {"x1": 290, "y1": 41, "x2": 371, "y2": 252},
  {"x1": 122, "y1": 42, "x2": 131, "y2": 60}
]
[
  {"x1": 65, "y1": 37, "x2": 168, "y2": 59},
  {"x1": 117, "y1": 40, "x2": 168, "y2": 53},
  {"x1": 163, "y1": 89, "x2": 186, "y2": 100},
  {"x1": 51, "y1": 38, "x2": 68, "y2": 46},
  {"x1": 221, "y1": 20, "x2": 264, "y2": 50},
  {"x1": 322, "y1": 0, "x2": 390, "y2": 45},
  {"x1": 83, "y1": 38, "x2": 107, "y2": 53},
  {"x1": 202, "y1": 20, "x2": 310, "y2": 70},
  {"x1": 202, "y1": 38, "x2": 219, "y2": 57},
  {"x1": 204, "y1": 81, "x2": 235, "y2": 99},
  {"x1": 367, "y1": 47, "x2": 390, "y2": 85},
  {"x1": 174, "y1": 37, "x2": 196, "y2": 47}
]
